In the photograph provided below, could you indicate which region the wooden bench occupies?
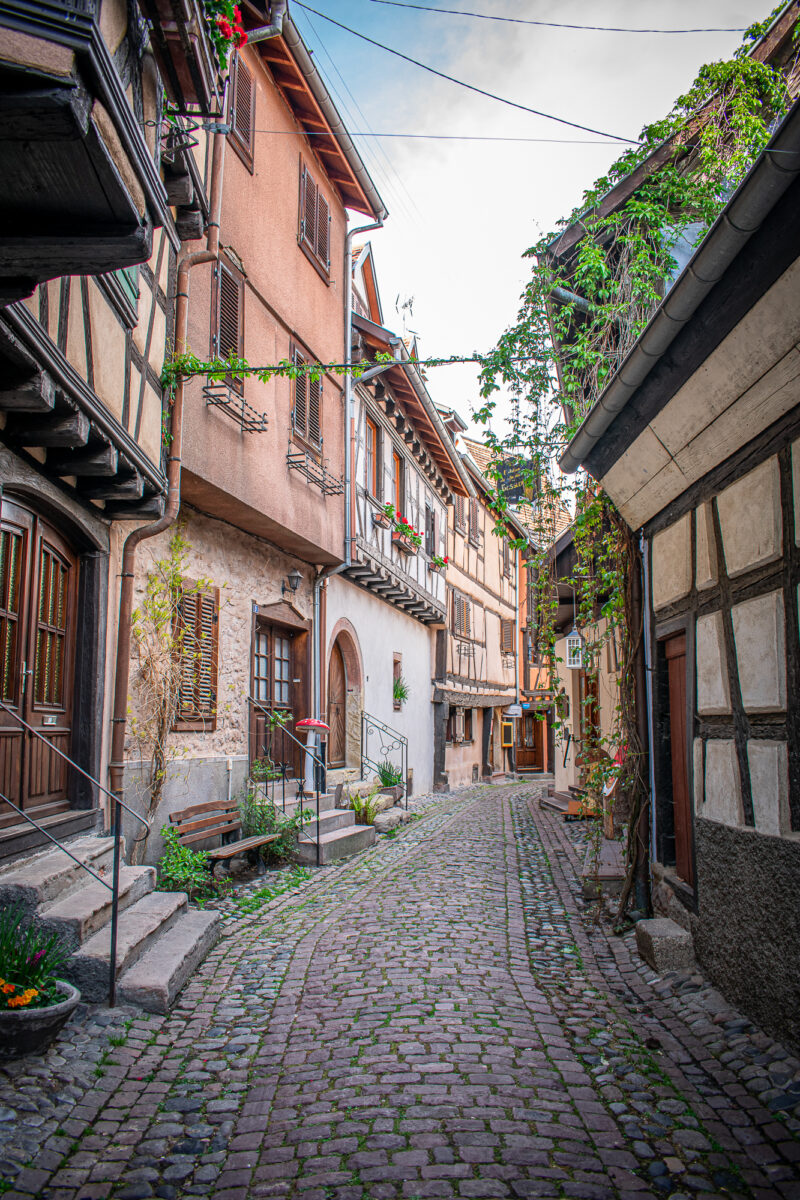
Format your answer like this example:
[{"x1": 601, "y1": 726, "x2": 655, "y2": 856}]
[{"x1": 168, "y1": 800, "x2": 280, "y2": 864}]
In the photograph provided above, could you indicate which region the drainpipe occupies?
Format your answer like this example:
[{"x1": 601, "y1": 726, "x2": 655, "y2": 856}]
[
  {"x1": 640, "y1": 530, "x2": 657, "y2": 906},
  {"x1": 311, "y1": 216, "x2": 383, "y2": 720},
  {"x1": 246, "y1": 0, "x2": 287, "y2": 43},
  {"x1": 108, "y1": 124, "x2": 227, "y2": 821}
]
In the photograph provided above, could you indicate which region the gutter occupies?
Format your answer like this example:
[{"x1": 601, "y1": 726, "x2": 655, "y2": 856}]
[
  {"x1": 279, "y1": 10, "x2": 387, "y2": 223},
  {"x1": 560, "y1": 96, "x2": 800, "y2": 475}
]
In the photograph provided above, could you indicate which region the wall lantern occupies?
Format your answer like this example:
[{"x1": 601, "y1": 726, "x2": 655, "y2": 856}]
[
  {"x1": 282, "y1": 568, "x2": 303, "y2": 596},
  {"x1": 566, "y1": 625, "x2": 584, "y2": 670}
]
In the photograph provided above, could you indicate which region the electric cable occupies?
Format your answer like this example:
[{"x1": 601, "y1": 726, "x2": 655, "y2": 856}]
[
  {"x1": 293, "y1": 1, "x2": 639, "y2": 143},
  {"x1": 253, "y1": 129, "x2": 623, "y2": 143},
  {"x1": 365, "y1": 0, "x2": 747, "y2": 35}
]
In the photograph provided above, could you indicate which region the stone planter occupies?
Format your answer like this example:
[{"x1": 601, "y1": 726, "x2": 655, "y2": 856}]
[
  {"x1": 392, "y1": 532, "x2": 419, "y2": 556},
  {"x1": 0, "y1": 981, "x2": 81, "y2": 1061},
  {"x1": 372, "y1": 510, "x2": 393, "y2": 530}
]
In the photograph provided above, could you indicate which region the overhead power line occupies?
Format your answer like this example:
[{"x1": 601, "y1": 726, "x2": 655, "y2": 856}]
[
  {"x1": 253, "y1": 129, "x2": 622, "y2": 144},
  {"x1": 365, "y1": 0, "x2": 747, "y2": 35},
  {"x1": 293, "y1": 1, "x2": 638, "y2": 143}
]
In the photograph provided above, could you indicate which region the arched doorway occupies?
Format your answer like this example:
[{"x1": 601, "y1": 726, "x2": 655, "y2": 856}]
[
  {"x1": 327, "y1": 640, "x2": 347, "y2": 767},
  {"x1": 0, "y1": 497, "x2": 79, "y2": 828}
]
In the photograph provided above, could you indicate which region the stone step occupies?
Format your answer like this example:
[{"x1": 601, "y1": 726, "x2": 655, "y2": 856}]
[
  {"x1": 0, "y1": 809, "x2": 101, "y2": 863},
  {"x1": 38, "y1": 866, "x2": 156, "y2": 949},
  {"x1": 117, "y1": 909, "x2": 222, "y2": 1014},
  {"x1": 0, "y1": 835, "x2": 116, "y2": 908},
  {"x1": 299, "y1": 809, "x2": 356, "y2": 838},
  {"x1": 280, "y1": 791, "x2": 338, "y2": 818},
  {"x1": 66, "y1": 890, "x2": 188, "y2": 1002},
  {"x1": 296, "y1": 823, "x2": 376, "y2": 866}
]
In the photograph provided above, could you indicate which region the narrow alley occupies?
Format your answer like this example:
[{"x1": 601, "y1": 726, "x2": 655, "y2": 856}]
[{"x1": 1, "y1": 785, "x2": 798, "y2": 1200}]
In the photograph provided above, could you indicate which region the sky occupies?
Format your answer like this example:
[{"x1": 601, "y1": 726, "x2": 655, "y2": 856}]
[{"x1": 284, "y1": 0, "x2": 773, "y2": 435}]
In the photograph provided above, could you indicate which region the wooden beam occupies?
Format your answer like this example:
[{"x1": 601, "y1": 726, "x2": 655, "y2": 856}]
[
  {"x1": 82, "y1": 472, "x2": 144, "y2": 501},
  {"x1": 0, "y1": 372, "x2": 55, "y2": 413},
  {"x1": 48, "y1": 444, "x2": 119, "y2": 477},
  {"x1": 12, "y1": 410, "x2": 89, "y2": 447}
]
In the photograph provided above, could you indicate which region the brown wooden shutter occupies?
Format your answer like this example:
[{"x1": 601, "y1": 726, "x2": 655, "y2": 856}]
[
  {"x1": 501, "y1": 619, "x2": 514, "y2": 653},
  {"x1": 293, "y1": 349, "x2": 308, "y2": 438},
  {"x1": 217, "y1": 262, "x2": 241, "y2": 360},
  {"x1": 464, "y1": 600, "x2": 471, "y2": 639},
  {"x1": 176, "y1": 583, "x2": 219, "y2": 730},
  {"x1": 317, "y1": 192, "x2": 330, "y2": 269},
  {"x1": 469, "y1": 499, "x2": 480, "y2": 546},
  {"x1": 230, "y1": 55, "x2": 255, "y2": 169},
  {"x1": 302, "y1": 167, "x2": 317, "y2": 252},
  {"x1": 455, "y1": 496, "x2": 466, "y2": 531},
  {"x1": 308, "y1": 373, "x2": 322, "y2": 446}
]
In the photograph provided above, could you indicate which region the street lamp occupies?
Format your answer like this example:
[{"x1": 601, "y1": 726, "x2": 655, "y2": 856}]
[
  {"x1": 565, "y1": 580, "x2": 584, "y2": 670},
  {"x1": 282, "y1": 567, "x2": 302, "y2": 596}
]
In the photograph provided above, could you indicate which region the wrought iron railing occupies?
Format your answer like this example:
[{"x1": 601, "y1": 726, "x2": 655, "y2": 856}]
[
  {"x1": 0, "y1": 698, "x2": 150, "y2": 1007},
  {"x1": 247, "y1": 696, "x2": 324, "y2": 866},
  {"x1": 360, "y1": 710, "x2": 408, "y2": 809}
]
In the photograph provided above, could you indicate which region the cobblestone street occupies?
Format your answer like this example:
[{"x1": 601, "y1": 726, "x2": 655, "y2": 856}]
[{"x1": 2, "y1": 784, "x2": 799, "y2": 1200}]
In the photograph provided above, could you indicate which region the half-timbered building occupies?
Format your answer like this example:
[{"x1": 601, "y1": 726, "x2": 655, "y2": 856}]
[
  {"x1": 323, "y1": 244, "x2": 472, "y2": 797},
  {"x1": 0, "y1": 0, "x2": 213, "y2": 856},
  {"x1": 562, "y1": 97, "x2": 800, "y2": 1049}
]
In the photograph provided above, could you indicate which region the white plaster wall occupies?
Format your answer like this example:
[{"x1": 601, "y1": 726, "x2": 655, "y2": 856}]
[
  {"x1": 651, "y1": 513, "x2": 692, "y2": 610},
  {"x1": 327, "y1": 576, "x2": 435, "y2": 795}
]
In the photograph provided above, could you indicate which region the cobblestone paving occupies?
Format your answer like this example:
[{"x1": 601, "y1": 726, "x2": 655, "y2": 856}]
[{"x1": 0, "y1": 784, "x2": 798, "y2": 1200}]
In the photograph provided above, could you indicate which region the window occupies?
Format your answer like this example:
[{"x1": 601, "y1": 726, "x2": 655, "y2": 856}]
[
  {"x1": 468, "y1": 498, "x2": 481, "y2": 547},
  {"x1": 114, "y1": 266, "x2": 139, "y2": 309},
  {"x1": 425, "y1": 504, "x2": 437, "y2": 556},
  {"x1": 366, "y1": 415, "x2": 379, "y2": 496},
  {"x1": 274, "y1": 633, "x2": 291, "y2": 706},
  {"x1": 464, "y1": 708, "x2": 473, "y2": 743},
  {"x1": 253, "y1": 625, "x2": 293, "y2": 709},
  {"x1": 292, "y1": 347, "x2": 322, "y2": 448},
  {"x1": 299, "y1": 161, "x2": 331, "y2": 274},
  {"x1": 501, "y1": 619, "x2": 515, "y2": 655},
  {"x1": 452, "y1": 591, "x2": 471, "y2": 639},
  {"x1": 175, "y1": 582, "x2": 220, "y2": 730},
  {"x1": 502, "y1": 538, "x2": 512, "y2": 578},
  {"x1": 391, "y1": 448, "x2": 404, "y2": 514},
  {"x1": 446, "y1": 707, "x2": 456, "y2": 743},
  {"x1": 212, "y1": 257, "x2": 244, "y2": 393},
  {"x1": 230, "y1": 53, "x2": 255, "y2": 170},
  {"x1": 454, "y1": 495, "x2": 467, "y2": 532}
]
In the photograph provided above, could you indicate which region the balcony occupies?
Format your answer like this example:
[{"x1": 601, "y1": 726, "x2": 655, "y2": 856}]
[
  {"x1": 343, "y1": 533, "x2": 446, "y2": 625},
  {"x1": 0, "y1": 1, "x2": 177, "y2": 303},
  {"x1": 139, "y1": 0, "x2": 223, "y2": 115}
]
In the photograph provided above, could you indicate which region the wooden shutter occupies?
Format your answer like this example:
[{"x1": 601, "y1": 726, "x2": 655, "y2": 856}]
[
  {"x1": 302, "y1": 166, "x2": 318, "y2": 252},
  {"x1": 469, "y1": 499, "x2": 480, "y2": 546},
  {"x1": 464, "y1": 599, "x2": 471, "y2": 639},
  {"x1": 308, "y1": 373, "x2": 322, "y2": 446},
  {"x1": 501, "y1": 619, "x2": 514, "y2": 654},
  {"x1": 317, "y1": 192, "x2": 330, "y2": 270},
  {"x1": 230, "y1": 54, "x2": 255, "y2": 169},
  {"x1": 175, "y1": 584, "x2": 219, "y2": 730},
  {"x1": 293, "y1": 349, "x2": 308, "y2": 439},
  {"x1": 214, "y1": 259, "x2": 244, "y2": 394},
  {"x1": 455, "y1": 496, "x2": 466, "y2": 531}
]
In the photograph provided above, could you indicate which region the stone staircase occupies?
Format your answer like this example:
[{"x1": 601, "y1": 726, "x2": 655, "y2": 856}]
[
  {"x1": 284, "y1": 790, "x2": 376, "y2": 865},
  {"x1": 0, "y1": 835, "x2": 220, "y2": 1014}
]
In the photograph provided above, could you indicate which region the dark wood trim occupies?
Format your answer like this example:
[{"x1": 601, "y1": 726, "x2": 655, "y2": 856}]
[
  {"x1": 38, "y1": 283, "x2": 48, "y2": 332},
  {"x1": 121, "y1": 330, "x2": 132, "y2": 429},
  {"x1": 779, "y1": 444, "x2": 800, "y2": 830},
  {"x1": 586, "y1": 175, "x2": 800, "y2": 482},
  {"x1": 57, "y1": 278, "x2": 70, "y2": 354},
  {"x1": 94, "y1": 272, "x2": 138, "y2": 329},
  {"x1": 134, "y1": 230, "x2": 168, "y2": 440},
  {"x1": 79, "y1": 278, "x2": 94, "y2": 393}
]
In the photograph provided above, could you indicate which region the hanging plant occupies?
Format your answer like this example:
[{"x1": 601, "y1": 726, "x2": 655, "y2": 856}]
[{"x1": 203, "y1": 0, "x2": 247, "y2": 69}]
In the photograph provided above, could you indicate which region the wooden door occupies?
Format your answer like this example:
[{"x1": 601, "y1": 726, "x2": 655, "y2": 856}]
[
  {"x1": 327, "y1": 640, "x2": 346, "y2": 767},
  {"x1": 0, "y1": 500, "x2": 77, "y2": 828},
  {"x1": 577, "y1": 671, "x2": 601, "y2": 786},
  {"x1": 250, "y1": 623, "x2": 300, "y2": 777},
  {"x1": 665, "y1": 633, "x2": 692, "y2": 884},
  {"x1": 516, "y1": 713, "x2": 545, "y2": 771}
]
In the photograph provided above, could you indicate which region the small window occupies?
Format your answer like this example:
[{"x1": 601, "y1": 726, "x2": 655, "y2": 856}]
[
  {"x1": 174, "y1": 582, "x2": 220, "y2": 731},
  {"x1": 212, "y1": 258, "x2": 244, "y2": 393},
  {"x1": 446, "y1": 707, "x2": 456, "y2": 743},
  {"x1": 464, "y1": 708, "x2": 473, "y2": 743},
  {"x1": 468, "y1": 499, "x2": 480, "y2": 548},
  {"x1": 392, "y1": 448, "x2": 404, "y2": 514},
  {"x1": 452, "y1": 591, "x2": 471, "y2": 639},
  {"x1": 502, "y1": 538, "x2": 512, "y2": 578},
  {"x1": 299, "y1": 161, "x2": 331, "y2": 274},
  {"x1": 114, "y1": 266, "x2": 139, "y2": 309},
  {"x1": 425, "y1": 504, "x2": 436, "y2": 556},
  {"x1": 230, "y1": 53, "x2": 255, "y2": 170},
  {"x1": 366, "y1": 415, "x2": 378, "y2": 496},
  {"x1": 501, "y1": 619, "x2": 515, "y2": 655},
  {"x1": 292, "y1": 347, "x2": 322, "y2": 448},
  {"x1": 454, "y1": 495, "x2": 467, "y2": 532}
]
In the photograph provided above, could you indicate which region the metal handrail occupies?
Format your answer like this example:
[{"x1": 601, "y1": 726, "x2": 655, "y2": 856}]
[
  {"x1": 0, "y1": 699, "x2": 150, "y2": 838},
  {"x1": 0, "y1": 697, "x2": 151, "y2": 1007},
  {"x1": 247, "y1": 696, "x2": 323, "y2": 866},
  {"x1": 360, "y1": 709, "x2": 409, "y2": 810},
  {"x1": 0, "y1": 790, "x2": 111, "y2": 891}
]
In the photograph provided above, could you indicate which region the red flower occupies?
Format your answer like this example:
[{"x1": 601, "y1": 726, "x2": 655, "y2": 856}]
[
  {"x1": 443, "y1": 556, "x2": 449, "y2": 563},
  {"x1": 235, "y1": 28, "x2": 247, "y2": 45}
]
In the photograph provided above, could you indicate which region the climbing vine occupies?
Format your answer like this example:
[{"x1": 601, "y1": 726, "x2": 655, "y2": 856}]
[{"x1": 474, "y1": 24, "x2": 797, "y2": 918}]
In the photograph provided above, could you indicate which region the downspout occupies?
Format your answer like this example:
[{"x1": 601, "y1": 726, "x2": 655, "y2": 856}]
[
  {"x1": 311, "y1": 216, "x2": 383, "y2": 720},
  {"x1": 640, "y1": 530, "x2": 658, "y2": 910},
  {"x1": 108, "y1": 125, "x2": 227, "y2": 822},
  {"x1": 246, "y1": 0, "x2": 287, "y2": 43}
]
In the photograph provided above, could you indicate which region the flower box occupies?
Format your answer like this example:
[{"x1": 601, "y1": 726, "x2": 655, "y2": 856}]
[
  {"x1": 392, "y1": 532, "x2": 418, "y2": 556},
  {"x1": 372, "y1": 509, "x2": 393, "y2": 530},
  {"x1": 141, "y1": 0, "x2": 223, "y2": 114},
  {"x1": 428, "y1": 561, "x2": 443, "y2": 574}
]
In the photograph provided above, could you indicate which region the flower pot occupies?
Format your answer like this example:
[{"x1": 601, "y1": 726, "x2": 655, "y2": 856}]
[
  {"x1": 372, "y1": 510, "x2": 393, "y2": 530},
  {"x1": 428, "y1": 561, "x2": 443, "y2": 574},
  {"x1": 0, "y1": 981, "x2": 81, "y2": 1061},
  {"x1": 392, "y1": 532, "x2": 418, "y2": 556}
]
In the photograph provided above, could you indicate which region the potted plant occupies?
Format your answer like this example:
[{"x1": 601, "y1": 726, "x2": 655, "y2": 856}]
[
  {"x1": 393, "y1": 674, "x2": 410, "y2": 709},
  {"x1": 428, "y1": 553, "x2": 448, "y2": 574},
  {"x1": 373, "y1": 501, "x2": 394, "y2": 530},
  {"x1": 391, "y1": 513, "x2": 422, "y2": 555},
  {"x1": 0, "y1": 906, "x2": 80, "y2": 1061}
]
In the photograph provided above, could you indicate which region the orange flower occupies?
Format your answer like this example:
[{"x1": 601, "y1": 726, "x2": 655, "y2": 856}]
[{"x1": 2, "y1": 982, "x2": 15, "y2": 994}]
